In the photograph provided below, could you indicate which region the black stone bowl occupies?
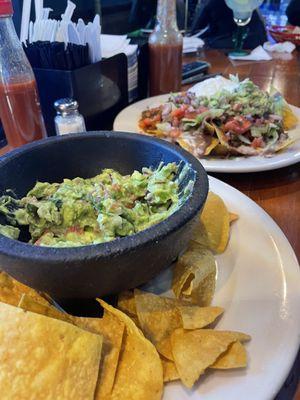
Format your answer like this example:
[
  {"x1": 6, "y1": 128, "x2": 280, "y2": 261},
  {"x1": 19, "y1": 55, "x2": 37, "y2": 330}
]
[{"x1": 0, "y1": 132, "x2": 208, "y2": 299}]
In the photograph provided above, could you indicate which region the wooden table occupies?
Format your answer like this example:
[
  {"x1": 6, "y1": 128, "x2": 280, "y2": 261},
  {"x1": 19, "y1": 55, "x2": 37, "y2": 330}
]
[{"x1": 184, "y1": 49, "x2": 300, "y2": 400}]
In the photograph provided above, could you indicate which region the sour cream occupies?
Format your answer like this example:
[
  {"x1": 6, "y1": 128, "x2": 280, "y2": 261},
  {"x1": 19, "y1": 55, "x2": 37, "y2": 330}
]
[{"x1": 188, "y1": 76, "x2": 239, "y2": 98}]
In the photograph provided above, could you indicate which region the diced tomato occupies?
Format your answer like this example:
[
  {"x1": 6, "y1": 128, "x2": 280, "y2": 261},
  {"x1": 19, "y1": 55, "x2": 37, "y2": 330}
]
[
  {"x1": 143, "y1": 118, "x2": 154, "y2": 127},
  {"x1": 184, "y1": 106, "x2": 208, "y2": 120},
  {"x1": 171, "y1": 105, "x2": 188, "y2": 119},
  {"x1": 169, "y1": 128, "x2": 181, "y2": 138},
  {"x1": 139, "y1": 115, "x2": 160, "y2": 131},
  {"x1": 153, "y1": 114, "x2": 162, "y2": 122},
  {"x1": 138, "y1": 120, "x2": 146, "y2": 129},
  {"x1": 184, "y1": 112, "x2": 198, "y2": 119},
  {"x1": 224, "y1": 116, "x2": 252, "y2": 135},
  {"x1": 251, "y1": 137, "x2": 264, "y2": 148},
  {"x1": 172, "y1": 117, "x2": 180, "y2": 127}
]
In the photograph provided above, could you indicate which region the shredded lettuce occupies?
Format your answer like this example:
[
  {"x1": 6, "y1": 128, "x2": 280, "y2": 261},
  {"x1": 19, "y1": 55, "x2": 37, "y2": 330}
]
[
  {"x1": 156, "y1": 122, "x2": 172, "y2": 132},
  {"x1": 182, "y1": 109, "x2": 224, "y2": 129},
  {"x1": 237, "y1": 135, "x2": 251, "y2": 145}
]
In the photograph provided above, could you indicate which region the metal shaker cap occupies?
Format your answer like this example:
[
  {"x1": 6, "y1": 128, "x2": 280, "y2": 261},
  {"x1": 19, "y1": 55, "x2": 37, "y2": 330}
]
[{"x1": 54, "y1": 98, "x2": 79, "y2": 115}]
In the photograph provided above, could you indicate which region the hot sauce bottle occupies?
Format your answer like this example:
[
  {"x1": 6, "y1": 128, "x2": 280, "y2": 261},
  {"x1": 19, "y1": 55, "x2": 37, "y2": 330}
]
[
  {"x1": 149, "y1": 0, "x2": 183, "y2": 96},
  {"x1": 0, "y1": 0, "x2": 46, "y2": 154}
]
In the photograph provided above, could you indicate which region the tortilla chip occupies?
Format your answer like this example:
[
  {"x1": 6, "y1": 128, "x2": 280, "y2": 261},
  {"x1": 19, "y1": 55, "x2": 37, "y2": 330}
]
[
  {"x1": 179, "y1": 305, "x2": 224, "y2": 329},
  {"x1": 211, "y1": 143, "x2": 229, "y2": 156},
  {"x1": 161, "y1": 356, "x2": 180, "y2": 382},
  {"x1": 117, "y1": 290, "x2": 140, "y2": 326},
  {"x1": 18, "y1": 295, "x2": 125, "y2": 398},
  {"x1": 18, "y1": 293, "x2": 73, "y2": 323},
  {"x1": 210, "y1": 341, "x2": 247, "y2": 369},
  {"x1": 213, "y1": 124, "x2": 229, "y2": 147},
  {"x1": 98, "y1": 299, "x2": 163, "y2": 400},
  {"x1": 206, "y1": 329, "x2": 251, "y2": 342},
  {"x1": 177, "y1": 135, "x2": 219, "y2": 157},
  {"x1": 282, "y1": 104, "x2": 298, "y2": 130},
  {"x1": 134, "y1": 289, "x2": 182, "y2": 361},
  {"x1": 172, "y1": 245, "x2": 216, "y2": 306},
  {"x1": 0, "y1": 302, "x2": 102, "y2": 400},
  {"x1": 176, "y1": 138, "x2": 193, "y2": 153},
  {"x1": 75, "y1": 312, "x2": 125, "y2": 399},
  {"x1": 0, "y1": 270, "x2": 14, "y2": 288},
  {"x1": 0, "y1": 270, "x2": 49, "y2": 306},
  {"x1": 0, "y1": 283, "x2": 22, "y2": 306},
  {"x1": 203, "y1": 120, "x2": 216, "y2": 135},
  {"x1": 193, "y1": 192, "x2": 230, "y2": 254},
  {"x1": 118, "y1": 290, "x2": 137, "y2": 318},
  {"x1": 170, "y1": 328, "x2": 251, "y2": 388},
  {"x1": 141, "y1": 128, "x2": 165, "y2": 138},
  {"x1": 274, "y1": 138, "x2": 295, "y2": 152},
  {"x1": 204, "y1": 138, "x2": 219, "y2": 156},
  {"x1": 229, "y1": 212, "x2": 239, "y2": 223},
  {"x1": 118, "y1": 291, "x2": 136, "y2": 316},
  {"x1": 270, "y1": 86, "x2": 298, "y2": 130}
]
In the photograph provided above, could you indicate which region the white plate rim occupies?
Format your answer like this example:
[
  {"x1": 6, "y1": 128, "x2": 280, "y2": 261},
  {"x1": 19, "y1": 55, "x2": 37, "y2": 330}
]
[
  {"x1": 113, "y1": 96, "x2": 300, "y2": 173},
  {"x1": 207, "y1": 176, "x2": 300, "y2": 400},
  {"x1": 146, "y1": 175, "x2": 300, "y2": 400}
]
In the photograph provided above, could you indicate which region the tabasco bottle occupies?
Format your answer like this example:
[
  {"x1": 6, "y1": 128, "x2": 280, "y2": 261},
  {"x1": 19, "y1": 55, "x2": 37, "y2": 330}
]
[
  {"x1": 0, "y1": 0, "x2": 46, "y2": 154},
  {"x1": 149, "y1": 0, "x2": 183, "y2": 96}
]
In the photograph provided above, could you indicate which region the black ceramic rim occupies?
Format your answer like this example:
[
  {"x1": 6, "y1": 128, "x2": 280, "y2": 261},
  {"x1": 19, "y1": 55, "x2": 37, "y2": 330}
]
[{"x1": 0, "y1": 132, "x2": 208, "y2": 262}]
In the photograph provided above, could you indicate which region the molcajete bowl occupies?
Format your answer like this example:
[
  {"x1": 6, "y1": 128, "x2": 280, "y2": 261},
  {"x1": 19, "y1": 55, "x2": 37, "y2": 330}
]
[{"x1": 0, "y1": 132, "x2": 208, "y2": 299}]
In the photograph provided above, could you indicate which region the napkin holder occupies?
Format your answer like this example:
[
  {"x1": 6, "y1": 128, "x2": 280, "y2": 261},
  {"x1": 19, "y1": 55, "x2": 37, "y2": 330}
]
[{"x1": 33, "y1": 53, "x2": 129, "y2": 136}]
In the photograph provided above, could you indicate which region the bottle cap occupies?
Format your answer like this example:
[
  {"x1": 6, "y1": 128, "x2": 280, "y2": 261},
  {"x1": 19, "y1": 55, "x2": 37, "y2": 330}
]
[
  {"x1": 0, "y1": 0, "x2": 13, "y2": 16},
  {"x1": 54, "y1": 98, "x2": 79, "y2": 115}
]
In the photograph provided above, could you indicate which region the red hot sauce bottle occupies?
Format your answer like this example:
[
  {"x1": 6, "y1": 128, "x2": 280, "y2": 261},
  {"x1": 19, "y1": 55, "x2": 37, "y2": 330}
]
[
  {"x1": 148, "y1": 0, "x2": 183, "y2": 96},
  {"x1": 0, "y1": 0, "x2": 46, "y2": 154}
]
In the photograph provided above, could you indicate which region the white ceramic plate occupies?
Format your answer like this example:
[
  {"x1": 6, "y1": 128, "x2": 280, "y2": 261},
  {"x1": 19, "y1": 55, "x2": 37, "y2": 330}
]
[
  {"x1": 140, "y1": 176, "x2": 300, "y2": 400},
  {"x1": 113, "y1": 95, "x2": 300, "y2": 173}
]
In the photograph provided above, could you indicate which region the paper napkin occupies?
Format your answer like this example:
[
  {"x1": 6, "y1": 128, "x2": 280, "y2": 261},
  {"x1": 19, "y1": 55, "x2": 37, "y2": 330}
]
[
  {"x1": 229, "y1": 45, "x2": 272, "y2": 61},
  {"x1": 263, "y1": 41, "x2": 296, "y2": 53},
  {"x1": 183, "y1": 37, "x2": 204, "y2": 53}
]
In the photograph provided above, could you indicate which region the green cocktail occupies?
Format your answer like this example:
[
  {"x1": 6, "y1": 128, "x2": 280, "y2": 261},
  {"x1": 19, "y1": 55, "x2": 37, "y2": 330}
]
[{"x1": 225, "y1": 0, "x2": 264, "y2": 56}]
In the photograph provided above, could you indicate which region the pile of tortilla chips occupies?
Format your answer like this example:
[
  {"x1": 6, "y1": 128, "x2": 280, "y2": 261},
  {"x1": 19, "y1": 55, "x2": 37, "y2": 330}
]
[
  {"x1": 0, "y1": 192, "x2": 250, "y2": 399},
  {"x1": 117, "y1": 288, "x2": 250, "y2": 389},
  {"x1": 0, "y1": 271, "x2": 162, "y2": 400},
  {"x1": 117, "y1": 192, "x2": 251, "y2": 390}
]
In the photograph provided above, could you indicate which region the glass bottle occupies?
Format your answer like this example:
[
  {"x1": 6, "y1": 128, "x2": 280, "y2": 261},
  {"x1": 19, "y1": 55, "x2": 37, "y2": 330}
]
[
  {"x1": 54, "y1": 98, "x2": 86, "y2": 136},
  {"x1": 0, "y1": 0, "x2": 46, "y2": 153},
  {"x1": 148, "y1": 0, "x2": 183, "y2": 96}
]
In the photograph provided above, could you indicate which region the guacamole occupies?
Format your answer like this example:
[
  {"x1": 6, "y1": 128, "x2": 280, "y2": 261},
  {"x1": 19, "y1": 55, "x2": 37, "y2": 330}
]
[{"x1": 0, "y1": 163, "x2": 181, "y2": 247}]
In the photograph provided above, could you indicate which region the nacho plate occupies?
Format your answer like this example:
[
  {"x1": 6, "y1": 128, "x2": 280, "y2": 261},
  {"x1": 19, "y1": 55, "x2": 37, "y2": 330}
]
[{"x1": 113, "y1": 95, "x2": 300, "y2": 173}]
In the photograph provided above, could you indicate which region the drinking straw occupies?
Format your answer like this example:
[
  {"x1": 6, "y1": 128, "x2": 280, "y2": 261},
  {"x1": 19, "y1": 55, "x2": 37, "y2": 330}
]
[
  {"x1": 34, "y1": 0, "x2": 43, "y2": 20},
  {"x1": 50, "y1": 20, "x2": 58, "y2": 42},
  {"x1": 24, "y1": 40, "x2": 90, "y2": 70},
  {"x1": 20, "y1": 0, "x2": 31, "y2": 43},
  {"x1": 62, "y1": 0, "x2": 76, "y2": 22},
  {"x1": 42, "y1": 7, "x2": 52, "y2": 20},
  {"x1": 43, "y1": 20, "x2": 51, "y2": 41},
  {"x1": 92, "y1": 14, "x2": 102, "y2": 62},
  {"x1": 77, "y1": 19, "x2": 86, "y2": 45},
  {"x1": 32, "y1": 19, "x2": 43, "y2": 41},
  {"x1": 29, "y1": 20, "x2": 34, "y2": 43}
]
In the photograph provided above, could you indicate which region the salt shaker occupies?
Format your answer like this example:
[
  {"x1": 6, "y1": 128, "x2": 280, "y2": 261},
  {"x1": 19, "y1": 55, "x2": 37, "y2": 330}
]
[{"x1": 54, "y1": 98, "x2": 86, "y2": 135}]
